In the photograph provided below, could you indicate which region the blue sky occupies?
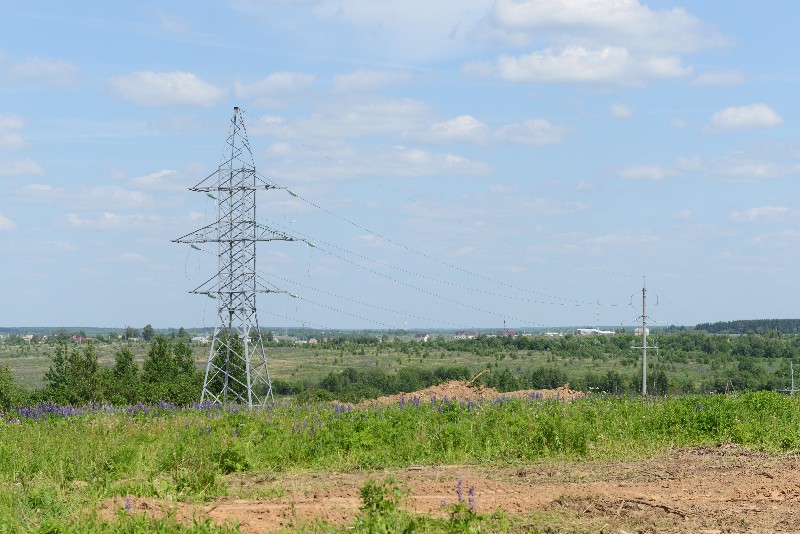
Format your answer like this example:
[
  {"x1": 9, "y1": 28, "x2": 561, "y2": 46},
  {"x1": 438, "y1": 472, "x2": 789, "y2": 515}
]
[{"x1": 1, "y1": 0, "x2": 799, "y2": 330}]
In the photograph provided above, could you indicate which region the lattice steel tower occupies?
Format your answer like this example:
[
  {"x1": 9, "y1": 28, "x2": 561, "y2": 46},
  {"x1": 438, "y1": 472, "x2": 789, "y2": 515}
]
[{"x1": 175, "y1": 107, "x2": 296, "y2": 408}]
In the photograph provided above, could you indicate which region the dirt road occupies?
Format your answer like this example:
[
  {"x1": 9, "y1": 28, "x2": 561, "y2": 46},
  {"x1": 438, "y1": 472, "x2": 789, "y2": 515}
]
[{"x1": 104, "y1": 444, "x2": 800, "y2": 532}]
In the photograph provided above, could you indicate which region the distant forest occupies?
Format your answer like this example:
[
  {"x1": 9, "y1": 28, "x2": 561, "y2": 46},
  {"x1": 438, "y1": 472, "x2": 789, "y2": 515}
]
[{"x1": 695, "y1": 319, "x2": 800, "y2": 334}]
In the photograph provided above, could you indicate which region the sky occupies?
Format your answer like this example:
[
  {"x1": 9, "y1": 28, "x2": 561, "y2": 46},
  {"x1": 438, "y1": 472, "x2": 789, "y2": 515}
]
[{"x1": 1, "y1": 0, "x2": 799, "y2": 331}]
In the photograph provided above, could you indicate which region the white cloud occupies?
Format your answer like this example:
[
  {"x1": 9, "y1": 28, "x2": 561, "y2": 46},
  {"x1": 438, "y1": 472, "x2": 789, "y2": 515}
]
[
  {"x1": 0, "y1": 158, "x2": 44, "y2": 176},
  {"x1": 0, "y1": 114, "x2": 27, "y2": 150},
  {"x1": 17, "y1": 183, "x2": 63, "y2": 202},
  {"x1": 467, "y1": 0, "x2": 721, "y2": 86},
  {"x1": 80, "y1": 186, "x2": 154, "y2": 209},
  {"x1": 587, "y1": 230, "x2": 658, "y2": 246},
  {"x1": 693, "y1": 70, "x2": 746, "y2": 86},
  {"x1": 610, "y1": 103, "x2": 633, "y2": 118},
  {"x1": 0, "y1": 115, "x2": 24, "y2": 131},
  {"x1": 65, "y1": 212, "x2": 163, "y2": 230},
  {"x1": 0, "y1": 133, "x2": 25, "y2": 150},
  {"x1": 331, "y1": 70, "x2": 412, "y2": 93},
  {"x1": 619, "y1": 165, "x2": 669, "y2": 181},
  {"x1": 729, "y1": 206, "x2": 790, "y2": 223},
  {"x1": 0, "y1": 212, "x2": 16, "y2": 231},
  {"x1": 252, "y1": 97, "x2": 433, "y2": 140},
  {"x1": 673, "y1": 210, "x2": 692, "y2": 220},
  {"x1": 520, "y1": 196, "x2": 587, "y2": 216},
  {"x1": 108, "y1": 71, "x2": 224, "y2": 107},
  {"x1": 429, "y1": 115, "x2": 488, "y2": 144},
  {"x1": 234, "y1": 72, "x2": 315, "y2": 107},
  {"x1": 113, "y1": 252, "x2": 147, "y2": 262},
  {"x1": 474, "y1": 0, "x2": 723, "y2": 54},
  {"x1": 494, "y1": 119, "x2": 566, "y2": 145},
  {"x1": 468, "y1": 46, "x2": 691, "y2": 85},
  {"x1": 129, "y1": 169, "x2": 182, "y2": 190},
  {"x1": 355, "y1": 234, "x2": 385, "y2": 246},
  {"x1": 4, "y1": 57, "x2": 80, "y2": 86},
  {"x1": 234, "y1": 0, "x2": 490, "y2": 62},
  {"x1": 671, "y1": 118, "x2": 687, "y2": 129},
  {"x1": 707, "y1": 103, "x2": 783, "y2": 132}
]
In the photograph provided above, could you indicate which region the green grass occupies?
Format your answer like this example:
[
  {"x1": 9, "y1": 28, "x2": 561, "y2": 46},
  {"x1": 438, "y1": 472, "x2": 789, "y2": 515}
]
[
  {"x1": 2, "y1": 391, "x2": 799, "y2": 531},
  {"x1": 1, "y1": 339, "x2": 736, "y2": 393}
]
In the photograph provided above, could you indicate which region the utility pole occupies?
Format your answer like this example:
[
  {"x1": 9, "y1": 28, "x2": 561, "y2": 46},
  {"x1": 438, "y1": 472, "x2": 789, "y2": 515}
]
[
  {"x1": 631, "y1": 276, "x2": 648, "y2": 395},
  {"x1": 641, "y1": 278, "x2": 647, "y2": 395},
  {"x1": 175, "y1": 107, "x2": 300, "y2": 408}
]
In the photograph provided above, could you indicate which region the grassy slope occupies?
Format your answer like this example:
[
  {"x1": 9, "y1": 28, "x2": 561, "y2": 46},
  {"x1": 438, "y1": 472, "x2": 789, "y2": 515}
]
[{"x1": 1, "y1": 391, "x2": 798, "y2": 531}]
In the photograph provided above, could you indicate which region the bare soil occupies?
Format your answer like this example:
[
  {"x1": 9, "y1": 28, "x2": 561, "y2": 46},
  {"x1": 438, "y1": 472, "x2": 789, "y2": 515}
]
[
  {"x1": 101, "y1": 444, "x2": 800, "y2": 532},
  {"x1": 358, "y1": 380, "x2": 585, "y2": 406}
]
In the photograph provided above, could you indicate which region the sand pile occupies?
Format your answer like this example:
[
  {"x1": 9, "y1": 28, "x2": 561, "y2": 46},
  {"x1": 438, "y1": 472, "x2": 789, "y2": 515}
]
[{"x1": 359, "y1": 380, "x2": 583, "y2": 407}]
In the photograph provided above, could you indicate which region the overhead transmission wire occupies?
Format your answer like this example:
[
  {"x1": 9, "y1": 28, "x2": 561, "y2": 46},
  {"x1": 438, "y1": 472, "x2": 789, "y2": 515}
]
[
  {"x1": 193, "y1": 109, "x2": 629, "y2": 328},
  {"x1": 257, "y1": 271, "x2": 476, "y2": 330},
  {"x1": 274, "y1": 181, "x2": 600, "y2": 307},
  {"x1": 242, "y1": 108, "x2": 634, "y2": 285},
  {"x1": 263, "y1": 217, "x2": 586, "y2": 308},
  {"x1": 187, "y1": 242, "x2": 549, "y2": 329}
]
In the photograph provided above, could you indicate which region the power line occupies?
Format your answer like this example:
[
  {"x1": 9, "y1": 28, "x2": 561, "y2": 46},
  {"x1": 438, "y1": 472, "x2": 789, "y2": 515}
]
[
  {"x1": 262, "y1": 217, "x2": 591, "y2": 307},
  {"x1": 257, "y1": 272, "x2": 474, "y2": 329},
  {"x1": 242, "y1": 108, "x2": 634, "y2": 280}
]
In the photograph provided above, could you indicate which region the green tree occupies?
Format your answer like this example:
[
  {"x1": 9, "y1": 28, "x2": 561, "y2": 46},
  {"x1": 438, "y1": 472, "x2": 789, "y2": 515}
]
[
  {"x1": 140, "y1": 336, "x2": 201, "y2": 404},
  {"x1": 176, "y1": 327, "x2": 190, "y2": 341},
  {"x1": 654, "y1": 370, "x2": 669, "y2": 395},
  {"x1": 106, "y1": 346, "x2": 140, "y2": 403},
  {"x1": 124, "y1": 326, "x2": 139, "y2": 340},
  {"x1": 142, "y1": 324, "x2": 155, "y2": 341},
  {"x1": 142, "y1": 336, "x2": 177, "y2": 382},
  {"x1": 44, "y1": 341, "x2": 102, "y2": 403},
  {"x1": 0, "y1": 365, "x2": 24, "y2": 409}
]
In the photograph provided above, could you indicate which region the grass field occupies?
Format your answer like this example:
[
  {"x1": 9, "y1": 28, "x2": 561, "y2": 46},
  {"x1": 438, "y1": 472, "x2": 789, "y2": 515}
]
[
  {"x1": 1, "y1": 391, "x2": 798, "y2": 531},
  {"x1": 0, "y1": 337, "x2": 773, "y2": 394}
]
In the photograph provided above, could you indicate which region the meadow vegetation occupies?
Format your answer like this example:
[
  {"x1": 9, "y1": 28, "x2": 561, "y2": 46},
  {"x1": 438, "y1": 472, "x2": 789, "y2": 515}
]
[
  {"x1": 2, "y1": 390, "x2": 800, "y2": 531},
  {"x1": 2, "y1": 329, "x2": 800, "y2": 406}
]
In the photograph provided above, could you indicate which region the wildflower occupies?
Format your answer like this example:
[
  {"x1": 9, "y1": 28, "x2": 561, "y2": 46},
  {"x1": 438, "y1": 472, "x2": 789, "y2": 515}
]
[
  {"x1": 457, "y1": 479, "x2": 463, "y2": 501},
  {"x1": 124, "y1": 496, "x2": 132, "y2": 511}
]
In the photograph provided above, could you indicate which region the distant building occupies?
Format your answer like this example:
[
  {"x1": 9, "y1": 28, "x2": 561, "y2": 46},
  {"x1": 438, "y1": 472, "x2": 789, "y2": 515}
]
[
  {"x1": 544, "y1": 332, "x2": 564, "y2": 337},
  {"x1": 191, "y1": 336, "x2": 210, "y2": 344},
  {"x1": 497, "y1": 329, "x2": 517, "y2": 338},
  {"x1": 414, "y1": 333, "x2": 431, "y2": 342},
  {"x1": 308, "y1": 338, "x2": 318, "y2": 344},
  {"x1": 453, "y1": 331, "x2": 477, "y2": 340},
  {"x1": 576, "y1": 328, "x2": 615, "y2": 336},
  {"x1": 634, "y1": 327, "x2": 650, "y2": 336}
]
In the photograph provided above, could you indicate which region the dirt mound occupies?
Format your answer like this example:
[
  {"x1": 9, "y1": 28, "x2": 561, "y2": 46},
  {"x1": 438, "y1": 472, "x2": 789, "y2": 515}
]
[{"x1": 359, "y1": 380, "x2": 584, "y2": 407}]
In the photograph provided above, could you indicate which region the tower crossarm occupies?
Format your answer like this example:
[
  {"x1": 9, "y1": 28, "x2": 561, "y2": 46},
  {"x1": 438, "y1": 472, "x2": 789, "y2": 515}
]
[{"x1": 174, "y1": 222, "x2": 298, "y2": 244}]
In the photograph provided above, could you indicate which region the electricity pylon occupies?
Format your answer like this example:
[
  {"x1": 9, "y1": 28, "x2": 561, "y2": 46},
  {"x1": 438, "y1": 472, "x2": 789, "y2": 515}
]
[{"x1": 175, "y1": 107, "x2": 297, "y2": 408}]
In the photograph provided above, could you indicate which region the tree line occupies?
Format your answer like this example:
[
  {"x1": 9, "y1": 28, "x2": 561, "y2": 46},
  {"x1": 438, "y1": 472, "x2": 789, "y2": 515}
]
[{"x1": 696, "y1": 319, "x2": 800, "y2": 334}]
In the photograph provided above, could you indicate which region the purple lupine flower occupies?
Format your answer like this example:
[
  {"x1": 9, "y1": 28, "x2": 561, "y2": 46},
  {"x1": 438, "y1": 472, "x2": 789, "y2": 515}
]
[
  {"x1": 457, "y1": 479, "x2": 463, "y2": 501},
  {"x1": 468, "y1": 485, "x2": 475, "y2": 511},
  {"x1": 124, "y1": 496, "x2": 132, "y2": 511}
]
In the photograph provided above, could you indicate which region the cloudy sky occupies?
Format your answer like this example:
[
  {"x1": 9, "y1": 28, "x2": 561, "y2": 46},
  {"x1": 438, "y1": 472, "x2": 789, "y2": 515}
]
[{"x1": 2, "y1": 0, "x2": 799, "y2": 330}]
